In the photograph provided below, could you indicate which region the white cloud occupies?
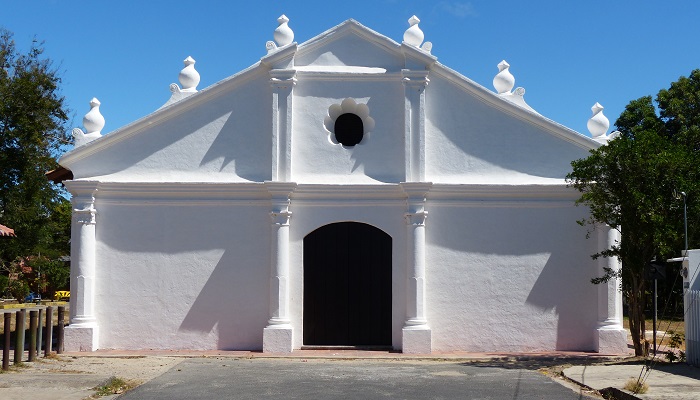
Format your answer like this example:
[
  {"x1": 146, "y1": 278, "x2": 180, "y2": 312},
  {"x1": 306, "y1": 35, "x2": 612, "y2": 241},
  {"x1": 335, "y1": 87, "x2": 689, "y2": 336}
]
[{"x1": 437, "y1": 1, "x2": 477, "y2": 18}]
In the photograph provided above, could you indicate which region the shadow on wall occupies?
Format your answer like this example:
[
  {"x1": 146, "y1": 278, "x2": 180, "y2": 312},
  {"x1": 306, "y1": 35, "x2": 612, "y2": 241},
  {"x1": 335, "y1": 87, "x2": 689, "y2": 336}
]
[
  {"x1": 178, "y1": 248, "x2": 268, "y2": 350},
  {"x1": 98, "y1": 204, "x2": 270, "y2": 350},
  {"x1": 527, "y1": 248, "x2": 598, "y2": 350},
  {"x1": 426, "y1": 76, "x2": 591, "y2": 180},
  {"x1": 293, "y1": 82, "x2": 406, "y2": 183},
  {"x1": 198, "y1": 87, "x2": 272, "y2": 181},
  {"x1": 75, "y1": 78, "x2": 272, "y2": 182},
  {"x1": 428, "y1": 204, "x2": 597, "y2": 350}
]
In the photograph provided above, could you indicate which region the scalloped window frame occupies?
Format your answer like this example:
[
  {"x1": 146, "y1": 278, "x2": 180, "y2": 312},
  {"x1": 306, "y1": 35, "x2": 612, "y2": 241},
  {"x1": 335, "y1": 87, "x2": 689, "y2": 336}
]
[{"x1": 323, "y1": 98, "x2": 375, "y2": 148}]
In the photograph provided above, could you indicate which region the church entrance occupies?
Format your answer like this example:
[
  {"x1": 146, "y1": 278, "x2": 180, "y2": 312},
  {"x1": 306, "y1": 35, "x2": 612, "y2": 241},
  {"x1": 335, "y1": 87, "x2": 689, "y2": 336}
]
[{"x1": 303, "y1": 222, "x2": 392, "y2": 347}]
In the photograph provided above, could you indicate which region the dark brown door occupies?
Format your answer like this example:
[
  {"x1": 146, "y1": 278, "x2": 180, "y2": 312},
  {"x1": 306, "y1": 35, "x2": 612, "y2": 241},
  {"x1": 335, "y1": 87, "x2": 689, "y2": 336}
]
[{"x1": 303, "y1": 222, "x2": 392, "y2": 346}]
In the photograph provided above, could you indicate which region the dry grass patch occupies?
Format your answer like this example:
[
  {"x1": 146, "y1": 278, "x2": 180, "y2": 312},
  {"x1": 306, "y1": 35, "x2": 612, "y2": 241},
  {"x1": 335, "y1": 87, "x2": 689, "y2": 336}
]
[
  {"x1": 623, "y1": 378, "x2": 649, "y2": 394},
  {"x1": 89, "y1": 376, "x2": 137, "y2": 398}
]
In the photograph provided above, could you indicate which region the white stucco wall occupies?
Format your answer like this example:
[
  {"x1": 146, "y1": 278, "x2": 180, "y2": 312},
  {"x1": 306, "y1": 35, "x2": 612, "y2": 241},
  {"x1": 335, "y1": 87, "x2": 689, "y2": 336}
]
[
  {"x1": 60, "y1": 19, "x2": 624, "y2": 354},
  {"x1": 65, "y1": 71, "x2": 273, "y2": 183},
  {"x1": 93, "y1": 185, "x2": 271, "y2": 350},
  {"x1": 292, "y1": 77, "x2": 405, "y2": 183},
  {"x1": 425, "y1": 192, "x2": 598, "y2": 351},
  {"x1": 425, "y1": 72, "x2": 592, "y2": 184}
]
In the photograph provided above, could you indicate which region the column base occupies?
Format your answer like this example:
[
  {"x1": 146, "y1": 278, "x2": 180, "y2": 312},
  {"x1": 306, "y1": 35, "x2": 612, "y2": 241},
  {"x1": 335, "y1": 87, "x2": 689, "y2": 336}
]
[
  {"x1": 263, "y1": 325, "x2": 293, "y2": 353},
  {"x1": 402, "y1": 326, "x2": 432, "y2": 354},
  {"x1": 595, "y1": 327, "x2": 628, "y2": 354},
  {"x1": 64, "y1": 324, "x2": 99, "y2": 352}
]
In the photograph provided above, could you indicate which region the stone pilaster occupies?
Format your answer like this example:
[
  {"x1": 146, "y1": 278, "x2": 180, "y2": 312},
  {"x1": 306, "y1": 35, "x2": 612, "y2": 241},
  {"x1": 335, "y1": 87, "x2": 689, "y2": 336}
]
[
  {"x1": 64, "y1": 181, "x2": 100, "y2": 351},
  {"x1": 402, "y1": 70, "x2": 429, "y2": 182},
  {"x1": 270, "y1": 69, "x2": 296, "y2": 182},
  {"x1": 400, "y1": 182, "x2": 432, "y2": 353},
  {"x1": 595, "y1": 226, "x2": 627, "y2": 354},
  {"x1": 263, "y1": 182, "x2": 297, "y2": 352}
]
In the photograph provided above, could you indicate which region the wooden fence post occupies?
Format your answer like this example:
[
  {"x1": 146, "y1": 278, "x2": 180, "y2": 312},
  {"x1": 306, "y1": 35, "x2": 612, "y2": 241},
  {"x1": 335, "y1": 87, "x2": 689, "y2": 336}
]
[
  {"x1": 44, "y1": 306, "x2": 53, "y2": 356},
  {"x1": 37, "y1": 308, "x2": 43, "y2": 356},
  {"x1": 57, "y1": 306, "x2": 65, "y2": 354},
  {"x1": 2, "y1": 312, "x2": 10, "y2": 370},
  {"x1": 28, "y1": 310, "x2": 38, "y2": 361},
  {"x1": 14, "y1": 308, "x2": 25, "y2": 364}
]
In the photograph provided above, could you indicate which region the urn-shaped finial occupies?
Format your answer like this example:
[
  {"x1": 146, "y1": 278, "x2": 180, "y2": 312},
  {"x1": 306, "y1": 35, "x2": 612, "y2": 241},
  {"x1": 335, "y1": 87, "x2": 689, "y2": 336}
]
[
  {"x1": 83, "y1": 98, "x2": 105, "y2": 134},
  {"x1": 274, "y1": 14, "x2": 294, "y2": 47},
  {"x1": 587, "y1": 102, "x2": 610, "y2": 138},
  {"x1": 493, "y1": 60, "x2": 515, "y2": 94},
  {"x1": 179, "y1": 56, "x2": 200, "y2": 91},
  {"x1": 403, "y1": 15, "x2": 424, "y2": 47}
]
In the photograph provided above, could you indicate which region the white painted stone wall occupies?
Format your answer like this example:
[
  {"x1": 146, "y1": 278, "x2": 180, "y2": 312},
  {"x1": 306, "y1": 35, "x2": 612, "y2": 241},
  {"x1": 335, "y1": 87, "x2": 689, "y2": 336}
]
[{"x1": 60, "y1": 18, "x2": 625, "y2": 354}]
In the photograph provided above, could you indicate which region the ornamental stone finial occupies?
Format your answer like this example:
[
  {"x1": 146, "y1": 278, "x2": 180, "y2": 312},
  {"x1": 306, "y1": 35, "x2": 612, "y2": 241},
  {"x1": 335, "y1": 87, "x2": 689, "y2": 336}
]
[
  {"x1": 403, "y1": 15, "x2": 424, "y2": 47},
  {"x1": 587, "y1": 102, "x2": 610, "y2": 138},
  {"x1": 72, "y1": 98, "x2": 104, "y2": 147},
  {"x1": 274, "y1": 14, "x2": 294, "y2": 47},
  {"x1": 162, "y1": 56, "x2": 200, "y2": 108},
  {"x1": 493, "y1": 60, "x2": 515, "y2": 94},
  {"x1": 178, "y1": 56, "x2": 200, "y2": 91},
  {"x1": 83, "y1": 98, "x2": 105, "y2": 134}
]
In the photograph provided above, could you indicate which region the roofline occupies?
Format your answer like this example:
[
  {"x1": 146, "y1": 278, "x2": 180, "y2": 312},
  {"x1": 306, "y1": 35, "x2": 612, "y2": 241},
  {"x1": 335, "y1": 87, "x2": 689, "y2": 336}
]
[
  {"x1": 429, "y1": 63, "x2": 601, "y2": 151},
  {"x1": 59, "y1": 60, "x2": 268, "y2": 169},
  {"x1": 296, "y1": 19, "x2": 403, "y2": 61},
  {"x1": 60, "y1": 17, "x2": 599, "y2": 169}
]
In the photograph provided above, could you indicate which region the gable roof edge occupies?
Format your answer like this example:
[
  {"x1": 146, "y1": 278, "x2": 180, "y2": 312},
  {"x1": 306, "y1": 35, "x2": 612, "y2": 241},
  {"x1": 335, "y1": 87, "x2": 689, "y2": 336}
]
[
  {"x1": 430, "y1": 63, "x2": 601, "y2": 151},
  {"x1": 60, "y1": 61, "x2": 268, "y2": 168},
  {"x1": 295, "y1": 19, "x2": 403, "y2": 61}
]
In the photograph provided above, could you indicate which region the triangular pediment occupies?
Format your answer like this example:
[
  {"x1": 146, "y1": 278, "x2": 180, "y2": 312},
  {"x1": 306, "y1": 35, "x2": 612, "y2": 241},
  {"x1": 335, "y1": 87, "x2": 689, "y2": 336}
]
[
  {"x1": 294, "y1": 19, "x2": 407, "y2": 71},
  {"x1": 58, "y1": 17, "x2": 599, "y2": 185}
]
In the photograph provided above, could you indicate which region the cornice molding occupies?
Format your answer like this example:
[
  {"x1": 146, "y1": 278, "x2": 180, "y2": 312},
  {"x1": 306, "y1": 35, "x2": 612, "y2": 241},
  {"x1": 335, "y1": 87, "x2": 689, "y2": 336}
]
[{"x1": 427, "y1": 183, "x2": 580, "y2": 207}]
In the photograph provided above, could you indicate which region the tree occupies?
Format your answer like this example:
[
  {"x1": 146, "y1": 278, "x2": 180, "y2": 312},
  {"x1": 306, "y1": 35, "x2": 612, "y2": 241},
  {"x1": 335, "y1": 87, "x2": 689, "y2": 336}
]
[
  {"x1": 567, "y1": 70, "x2": 700, "y2": 356},
  {"x1": 0, "y1": 28, "x2": 72, "y2": 297}
]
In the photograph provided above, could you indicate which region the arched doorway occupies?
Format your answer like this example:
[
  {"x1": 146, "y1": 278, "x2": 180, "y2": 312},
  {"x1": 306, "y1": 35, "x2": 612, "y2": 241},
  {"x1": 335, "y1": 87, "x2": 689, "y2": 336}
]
[{"x1": 303, "y1": 222, "x2": 392, "y2": 347}]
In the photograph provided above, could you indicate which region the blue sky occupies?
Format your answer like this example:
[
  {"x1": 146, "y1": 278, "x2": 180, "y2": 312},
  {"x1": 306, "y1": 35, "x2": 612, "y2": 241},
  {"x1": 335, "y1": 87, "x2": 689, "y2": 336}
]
[{"x1": 3, "y1": 1, "x2": 700, "y2": 140}]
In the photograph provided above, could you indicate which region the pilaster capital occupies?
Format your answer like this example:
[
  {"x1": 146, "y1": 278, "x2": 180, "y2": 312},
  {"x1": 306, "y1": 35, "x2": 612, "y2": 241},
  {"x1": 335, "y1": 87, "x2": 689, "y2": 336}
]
[
  {"x1": 270, "y1": 210, "x2": 292, "y2": 226},
  {"x1": 265, "y1": 181, "x2": 296, "y2": 224},
  {"x1": 405, "y1": 211, "x2": 428, "y2": 226},
  {"x1": 75, "y1": 206, "x2": 97, "y2": 226},
  {"x1": 264, "y1": 181, "x2": 297, "y2": 201},
  {"x1": 401, "y1": 69, "x2": 430, "y2": 91},
  {"x1": 400, "y1": 182, "x2": 432, "y2": 212},
  {"x1": 66, "y1": 181, "x2": 99, "y2": 226},
  {"x1": 270, "y1": 69, "x2": 297, "y2": 90}
]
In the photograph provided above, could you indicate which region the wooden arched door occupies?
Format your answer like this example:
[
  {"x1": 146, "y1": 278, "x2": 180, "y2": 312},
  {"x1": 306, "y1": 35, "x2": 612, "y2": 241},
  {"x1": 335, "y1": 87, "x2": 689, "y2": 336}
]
[{"x1": 303, "y1": 222, "x2": 392, "y2": 347}]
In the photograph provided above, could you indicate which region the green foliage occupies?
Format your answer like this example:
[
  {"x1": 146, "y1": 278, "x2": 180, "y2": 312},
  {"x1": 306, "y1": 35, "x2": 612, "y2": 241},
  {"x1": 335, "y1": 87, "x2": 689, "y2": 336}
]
[
  {"x1": 0, "y1": 27, "x2": 71, "y2": 297},
  {"x1": 665, "y1": 330, "x2": 686, "y2": 363},
  {"x1": 0, "y1": 273, "x2": 7, "y2": 295},
  {"x1": 8, "y1": 278, "x2": 29, "y2": 302},
  {"x1": 32, "y1": 255, "x2": 70, "y2": 298},
  {"x1": 567, "y1": 69, "x2": 700, "y2": 356}
]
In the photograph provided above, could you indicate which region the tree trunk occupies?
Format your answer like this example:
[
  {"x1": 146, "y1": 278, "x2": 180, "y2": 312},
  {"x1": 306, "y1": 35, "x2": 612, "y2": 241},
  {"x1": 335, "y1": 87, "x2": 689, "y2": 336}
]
[{"x1": 628, "y1": 276, "x2": 646, "y2": 356}]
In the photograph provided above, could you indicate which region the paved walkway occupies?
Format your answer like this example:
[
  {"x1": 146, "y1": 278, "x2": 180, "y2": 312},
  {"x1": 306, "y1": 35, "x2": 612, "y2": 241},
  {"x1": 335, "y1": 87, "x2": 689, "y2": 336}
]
[
  {"x1": 0, "y1": 349, "x2": 698, "y2": 399},
  {"x1": 563, "y1": 362, "x2": 700, "y2": 400}
]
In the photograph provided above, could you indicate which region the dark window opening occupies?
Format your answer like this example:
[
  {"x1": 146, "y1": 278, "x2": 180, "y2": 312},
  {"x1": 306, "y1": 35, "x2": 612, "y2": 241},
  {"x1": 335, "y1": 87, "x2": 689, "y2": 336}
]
[{"x1": 334, "y1": 113, "x2": 364, "y2": 146}]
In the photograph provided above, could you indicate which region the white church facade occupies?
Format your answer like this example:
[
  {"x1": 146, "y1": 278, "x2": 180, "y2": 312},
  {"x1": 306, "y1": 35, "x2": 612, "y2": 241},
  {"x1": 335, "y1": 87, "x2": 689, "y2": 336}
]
[{"x1": 58, "y1": 16, "x2": 628, "y2": 354}]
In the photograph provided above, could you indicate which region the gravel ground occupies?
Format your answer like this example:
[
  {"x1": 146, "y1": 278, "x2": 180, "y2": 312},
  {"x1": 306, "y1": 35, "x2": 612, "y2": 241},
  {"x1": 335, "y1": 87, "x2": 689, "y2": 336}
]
[{"x1": 0, "y1": 354, "x2": 183, "y2": 400}]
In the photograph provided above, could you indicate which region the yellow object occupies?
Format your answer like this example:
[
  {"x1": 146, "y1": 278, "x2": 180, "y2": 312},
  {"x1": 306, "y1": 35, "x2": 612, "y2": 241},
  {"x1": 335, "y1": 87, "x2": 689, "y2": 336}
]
[{"x1": 54, "y1": 290, "x2": 70, "y2": 301}]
